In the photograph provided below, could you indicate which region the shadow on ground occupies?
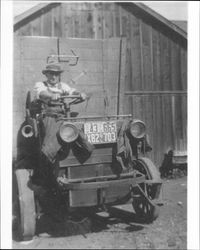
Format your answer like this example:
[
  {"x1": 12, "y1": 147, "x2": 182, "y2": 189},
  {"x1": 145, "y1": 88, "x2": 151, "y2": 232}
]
[{"x1": 13, "y1": 206, "x2": 145, "y2": 241}]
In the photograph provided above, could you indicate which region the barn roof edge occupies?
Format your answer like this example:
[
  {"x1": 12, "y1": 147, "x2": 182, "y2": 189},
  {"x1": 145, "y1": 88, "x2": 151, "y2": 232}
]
[
  {"x1": 119, "y1": 2, "x2": 187, "y2": 39},
  {"x1": 14, "y1": 1, "x2": 187, "y2": 40},
  {"x1": 14, "y1": 2, "x2": 61, "y2": 27}
]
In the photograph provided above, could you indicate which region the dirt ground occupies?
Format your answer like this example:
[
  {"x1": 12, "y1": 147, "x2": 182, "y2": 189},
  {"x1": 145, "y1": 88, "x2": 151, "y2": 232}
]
[{"x1": 12, "y1": 176, "x2": 187, "y2": 249}]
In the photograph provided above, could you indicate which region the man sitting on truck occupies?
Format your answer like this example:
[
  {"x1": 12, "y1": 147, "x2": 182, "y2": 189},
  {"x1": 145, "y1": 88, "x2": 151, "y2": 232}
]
[
  {"x1": 34, "y1": 62, "x2": 87, "y2": 107},
  {"x1": 32, "y1": 62, "x2": 89, "y2": 184},
  {"x1": 24, "y1": 62, "x2": 91, "y2": 220}
]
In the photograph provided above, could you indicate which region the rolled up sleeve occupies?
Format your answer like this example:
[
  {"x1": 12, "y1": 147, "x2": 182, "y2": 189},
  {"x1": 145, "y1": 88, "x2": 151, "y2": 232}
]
[
  {"x1": 61, "y1": 82, "x2": 78, "y2": 95},
  {"x1": 34, "y1": 82, "x2": 47, "y2": 99}
]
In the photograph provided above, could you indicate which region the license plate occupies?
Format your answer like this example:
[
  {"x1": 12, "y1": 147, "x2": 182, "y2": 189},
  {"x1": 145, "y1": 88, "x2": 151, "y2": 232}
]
[{"x1": 84, "y1": 121, "x2": 117, "y2": 144}]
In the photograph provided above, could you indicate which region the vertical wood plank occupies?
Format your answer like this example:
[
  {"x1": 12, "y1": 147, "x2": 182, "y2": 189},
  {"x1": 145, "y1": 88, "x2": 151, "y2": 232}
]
[
  {"x1": 30, "y1": 22, "x2": 34, "y2": 36},
  {"x1": 29, "y1": 18, "x2": 41, "y2": 36},
  {"x1": 159, "y1": 33, "x2": 164, "y2": 91},
  {"x1": 159, "y1": 95, "x2": 166, "y2": 164},
  {"x1": 119, "y1": 6, "x2": 122, "y2": 36},
  {"x1": 62, "y1": 5, "x2": 73, "y2": 38},
  {"x1": 93, "y1": 7, "x2": 98, "y2": 39},
  {"x1": 132, "y1": 95, "x2": 143, "y2": 121},
  {"x1": 74, "y1": 10, "x2": 81, "y2": 38},
  {"x1": 115, "y1": 4, "x2": 120, "y2": 37},
  {"x1": 102, "y1": 3, "x2": 112, "y2": 39},
  {"x1": 120, "y1": 8, "x2": 129, "y2": 37},
  {"x1": 102, "y1": 38, "x2": 124, "y2": 115},
  {"x1": 84, "y1": 11, "x2": 94, "y2": 38},
  {"x1": 43, "y1": 11, "x2": 52, "y2": 36},
  {"x1": 60, "y1": 4, "x2": 64, "y2": 37},
  {"x1": 130, "y1": 15, "x2": 142, "y2": 91},
  {"x1": 102, "y1": 8, "x2": 107, "y2": 39},
  {"x1": 125, "y1": 95, "x2": 133, "y2": 115},
  {"x1": 144, "y1": 95, "x2": 153, "y2": 156},
  {"x1": 164, "y1": 37, "x2": 171, "y2": 90},
  {"x1": 125, "y1": 46, "x2": 132, "y2": 92},
  {"x1": 51, "y1": 8, "x2": 55, "y2": 36},
  {"x1": 71, "y1": 9, "x2": 75, "y2": 37},
  {"x1": 150, "y1": 26, "x2": 154, "y2": 90},
  {"x1": 180, "y1": 48, "x2": 187, "y2": 90},
  {"x1": 119, "y1": 38, "x2": 127, "y2": 115},
  {"x1": 165, "y1": 95, "x2": 174, "y2": 150},
  {"x1": 140, "y1": 21, "x2": 152, "y2": 90},
  {"x1": 171, "y1": 95, "x2": 176, "y2": 150},
  {"x1": 149, "y1": 95, "x2": 155, "y2": 161},
  {"x1": 139, "y1": 19, "x2": 144, "y2": 90},
  {"x1": 160, "y1": 33, "x2": 171, "y2": 90},
  {"x1": 152, "y1": 95, "x2": 159, "y2": 165},
  {"x1": 154, "y1": 95, "x2": 162, "y2": 164},
  {"x1": 152, "y1": 29, "x2": 161, "y2": 91},
  {"x1": 92, "y1": 3, "x2": 103, "y2": 39},
  {"x1": 112, "y1": 9, "x2": 116, "y2": 37},
  {"x1": 181, "y1": 95, "x2": 187, "y2": 151},
  {"x1": 171, "y1": 41, "x2": 182, "y2": 90},
  {"x1": 161, "y1": 95, "x2": 168, "y2": 153},
  {"x1": 40, "y1": 15, "x2": 44, "y2": 35},
  {"x1": 167, "y1": 38, "x2": 173, "y2": 90},
  {"x1": 95, "y1": 8, "x2": 103, "y2": 39},
  {"x1": 176, "y1": 95, "x2": 184, "y2": 151},
  {"x1": 54, "y1": 5, "x2": 62, "y2": 37}
]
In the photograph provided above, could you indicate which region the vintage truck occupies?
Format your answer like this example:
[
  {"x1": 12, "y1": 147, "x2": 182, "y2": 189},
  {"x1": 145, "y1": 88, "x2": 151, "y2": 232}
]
[{"x1": 13, "y1": 89, "x2": 162, "y2": 241}]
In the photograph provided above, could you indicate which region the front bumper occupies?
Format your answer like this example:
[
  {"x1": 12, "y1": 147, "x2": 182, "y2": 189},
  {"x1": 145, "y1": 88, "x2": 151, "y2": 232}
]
[{"x1": 57, "y1": 171, "x2": 150, "y2": 207}]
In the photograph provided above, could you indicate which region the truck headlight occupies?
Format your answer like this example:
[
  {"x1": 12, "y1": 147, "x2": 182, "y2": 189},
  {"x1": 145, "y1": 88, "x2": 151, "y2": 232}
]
[
  {"x1": 59, "y1": 122, "x2": 79, "y2": 143},
  {"x1": 129, "y1": 120, "x2": 146, "y2": 139}
]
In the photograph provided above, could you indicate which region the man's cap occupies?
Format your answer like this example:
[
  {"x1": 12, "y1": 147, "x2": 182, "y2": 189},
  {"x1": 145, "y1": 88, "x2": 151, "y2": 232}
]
[{"x1": 42, "y1": 63, "x2": 64, "y2": 74}]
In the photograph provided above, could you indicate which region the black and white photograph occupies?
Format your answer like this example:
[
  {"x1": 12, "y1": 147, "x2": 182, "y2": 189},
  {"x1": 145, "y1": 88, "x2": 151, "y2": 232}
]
[{"x1": 0, "y1": 1, "x2": 199, "y2": 249}]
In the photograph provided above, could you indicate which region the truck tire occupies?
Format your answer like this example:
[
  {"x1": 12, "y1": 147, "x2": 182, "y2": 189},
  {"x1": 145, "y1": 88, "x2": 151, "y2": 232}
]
[
  {"x1": 137, "y1": 157, "x2": 161, "y2": 182},
  {"x1": 15, "y1": 169, "x2": 36, "y2": 240},
  {"x1": 132, "y1": 157, "x2": 162, "y2": 222}
]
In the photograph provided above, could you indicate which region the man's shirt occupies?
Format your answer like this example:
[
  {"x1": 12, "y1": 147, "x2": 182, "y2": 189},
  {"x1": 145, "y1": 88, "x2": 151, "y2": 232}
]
[{"x1": 34, "y1": 81, "x2": 77, "y2": 99}]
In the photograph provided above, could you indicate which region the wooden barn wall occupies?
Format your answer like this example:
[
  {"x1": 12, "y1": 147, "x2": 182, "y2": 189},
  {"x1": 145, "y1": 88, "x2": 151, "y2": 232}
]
[
  {"x1": 13, "y1": 36, "x2": 126, "y2": 158},
  {"x1": 123, "y1": 11, "x2": 187, "y2": 166},
  {"x1": 14, "y1": 2, "x2": 187, "y2": 166}
]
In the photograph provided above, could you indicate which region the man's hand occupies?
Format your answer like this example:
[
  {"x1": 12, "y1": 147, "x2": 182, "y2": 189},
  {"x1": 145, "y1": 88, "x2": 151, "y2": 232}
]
[{"x1": 80, "y1": 93, "x2": 88, "y2": 100}]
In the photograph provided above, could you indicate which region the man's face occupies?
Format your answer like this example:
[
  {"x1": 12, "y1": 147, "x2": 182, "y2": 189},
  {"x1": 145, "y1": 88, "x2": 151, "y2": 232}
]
[{"x1": 45, "y1": 71, "x2": 60, "y2": 85}]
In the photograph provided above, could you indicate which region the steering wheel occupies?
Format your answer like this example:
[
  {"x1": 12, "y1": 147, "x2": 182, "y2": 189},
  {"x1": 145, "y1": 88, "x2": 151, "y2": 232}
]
[
  {"x1": 49, "y1": 94, "x2": 84, "y2": 106},
  {"x1": 60, "y1": 94, "x2": 84, "y2": 105}
]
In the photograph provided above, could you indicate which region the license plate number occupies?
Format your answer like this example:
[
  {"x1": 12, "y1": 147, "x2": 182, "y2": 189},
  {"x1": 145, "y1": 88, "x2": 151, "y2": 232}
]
[{"x1": 84, "y1": 121, "x2": 117, "y2": 144}]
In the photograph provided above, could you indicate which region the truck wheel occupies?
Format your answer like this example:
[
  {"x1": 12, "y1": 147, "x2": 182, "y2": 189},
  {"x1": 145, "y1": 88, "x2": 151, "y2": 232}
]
[
  {"x1": 132, "y1": 195, "x2": 159, "y2": 222},
  {"x1": 132, "y1": 157, "x2": 162, "y2": 222},
  {"x1": 14, "y1": 169, "x2": 36, "y2": 241}
]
